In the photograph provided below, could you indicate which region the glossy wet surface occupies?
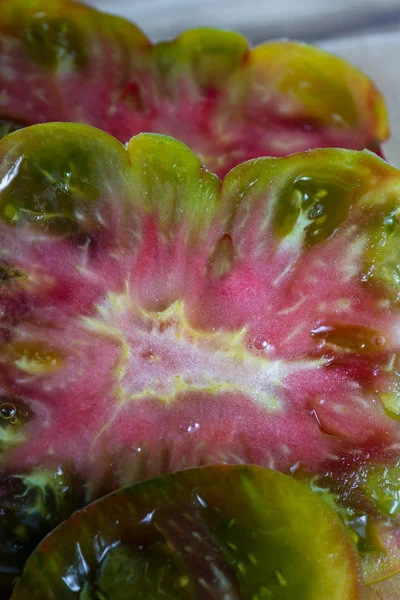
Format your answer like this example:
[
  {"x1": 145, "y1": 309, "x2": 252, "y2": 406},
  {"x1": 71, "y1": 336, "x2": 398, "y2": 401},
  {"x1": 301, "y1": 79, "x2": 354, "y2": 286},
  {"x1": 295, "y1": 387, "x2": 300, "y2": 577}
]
[
  {"x1": 10, "y1": 466, "x2": 363, "y2": 600},
  {"x1": 0, "y1": 0, "x2": 389, "y2": 177},
  {"x1": 0, "y1": 125, "x2": 399, "y2": 591}
]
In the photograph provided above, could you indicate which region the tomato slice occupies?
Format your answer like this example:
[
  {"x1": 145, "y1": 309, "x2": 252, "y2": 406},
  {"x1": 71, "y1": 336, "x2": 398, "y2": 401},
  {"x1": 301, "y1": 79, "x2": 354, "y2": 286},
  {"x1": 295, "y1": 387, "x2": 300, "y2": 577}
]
[
  {"x1": 10, "y1": 465, "x2": 363, "y2": 600},
  {"x1": 0, "y1": 124, "x2": 399, "y2": 592},
  {"x1": 0, "y1": 0, "x2": 389, "y2": 176}
]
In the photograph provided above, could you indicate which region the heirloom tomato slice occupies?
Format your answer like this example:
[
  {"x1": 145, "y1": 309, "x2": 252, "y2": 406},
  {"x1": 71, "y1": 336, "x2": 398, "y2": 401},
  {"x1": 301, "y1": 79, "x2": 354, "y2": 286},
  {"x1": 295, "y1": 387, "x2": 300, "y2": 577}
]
[
  {"x1": 0, "y1": 0, "x2": 389, "y2": 176},
  {"x1": 10, "y1": 466, "x2": 364, "y2": 600},
  {"x1": 0, "y1": 124, "x2": 399, "y2": 594}
]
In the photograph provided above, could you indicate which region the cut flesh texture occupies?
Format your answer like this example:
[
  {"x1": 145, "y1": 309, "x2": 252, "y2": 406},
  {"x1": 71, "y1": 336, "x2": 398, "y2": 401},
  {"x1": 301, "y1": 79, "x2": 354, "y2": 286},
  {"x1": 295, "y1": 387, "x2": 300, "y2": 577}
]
[
  {"x1": 1, "y1": 124, "x2": 400, "y2": 593},
  {"x1": 10, "y1": 466, "x2": 364, "y2": 600},
  {"x1": 0, "y1": 0, "x2": 389, "y2": 177}
]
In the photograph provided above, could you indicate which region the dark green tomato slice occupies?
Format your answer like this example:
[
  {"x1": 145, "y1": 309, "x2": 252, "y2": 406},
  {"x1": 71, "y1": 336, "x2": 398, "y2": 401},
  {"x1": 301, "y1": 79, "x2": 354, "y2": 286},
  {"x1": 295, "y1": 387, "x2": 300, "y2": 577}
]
[
  {"x1": 0, "y1": 465, "x2": 79, "y2": 593},
  {"x1": 10, "y1": 465, "x2": 363, "y2": 600}
]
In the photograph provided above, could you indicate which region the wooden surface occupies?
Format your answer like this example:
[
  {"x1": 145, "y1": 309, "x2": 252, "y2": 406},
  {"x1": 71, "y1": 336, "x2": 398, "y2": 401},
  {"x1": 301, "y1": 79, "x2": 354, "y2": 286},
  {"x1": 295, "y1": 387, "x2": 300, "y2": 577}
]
[{"x1": 367, "y1": 574, "x2": 400, "y2": 599}]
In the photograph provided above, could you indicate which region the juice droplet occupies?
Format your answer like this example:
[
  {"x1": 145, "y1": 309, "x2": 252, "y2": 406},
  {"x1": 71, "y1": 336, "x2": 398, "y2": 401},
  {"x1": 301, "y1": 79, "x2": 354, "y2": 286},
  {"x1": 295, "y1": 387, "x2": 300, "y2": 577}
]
[
  {"x1": 10, "y1": 537, "x2": 25, "y2": 552},
  {"x1": 180, "y1": 421, "x2": 200, "y2": 433},
  {"x1": 254, "y1": 335, "x2": 268, "y2": 351},
  {"x1": 0, "y1": 402, "x2": 16, "y2": 420},
  {"x1": 289, "y1": 461, "x2": 301, "y2": 475},
  {"x1": 195, "y1": 492, "x2": 208, "y2": 508},
  {"x1": 0, "y1": 397, "x2": 32, "y2": 428}
]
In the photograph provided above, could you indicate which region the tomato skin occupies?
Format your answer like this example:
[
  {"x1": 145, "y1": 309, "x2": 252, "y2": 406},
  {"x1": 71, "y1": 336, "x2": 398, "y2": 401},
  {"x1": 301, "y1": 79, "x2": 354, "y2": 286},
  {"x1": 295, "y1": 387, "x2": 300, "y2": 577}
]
[
  {"x1": 10, "y1": 466, "x2": 364, "y2": 600},
  {"x1": 0, "y1": 0, "x2": 389, "y2": 176}
]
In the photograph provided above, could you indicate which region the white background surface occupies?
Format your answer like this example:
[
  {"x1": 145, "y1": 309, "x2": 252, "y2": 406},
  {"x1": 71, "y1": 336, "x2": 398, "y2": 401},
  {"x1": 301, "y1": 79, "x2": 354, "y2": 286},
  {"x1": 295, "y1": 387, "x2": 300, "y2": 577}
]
[
  {"x1": 322, "y1": 32, "x2": 400, "y2": 166},
  {"x1": 88, "y1": 1, "x2": 400, "y2": 42},
  {"x1": 88, "y1": 0, "x2": 400, "y2": 165}
]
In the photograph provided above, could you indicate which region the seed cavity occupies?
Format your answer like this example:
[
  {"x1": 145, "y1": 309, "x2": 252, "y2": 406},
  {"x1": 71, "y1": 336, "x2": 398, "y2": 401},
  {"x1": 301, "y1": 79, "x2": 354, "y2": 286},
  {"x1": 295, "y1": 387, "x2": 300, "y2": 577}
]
[
  {"x1": 311, "y1": 322, "x2": 386, "y2": 354},
  {"x1": 4, "y1": 341, "x2": 64, "y2": 375},
  {"x1": 0, "y1": 263, "x2": 23, "y2": 282},
  {"x1": 275, "y1": 172, "x2": 354, "y2": 245},
  {"x1": 209, "y1": 234, "x2": 235, "y2": 277},
  {"x1": 25, "y1": 15, "x2": 87, "y2": 70}
]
